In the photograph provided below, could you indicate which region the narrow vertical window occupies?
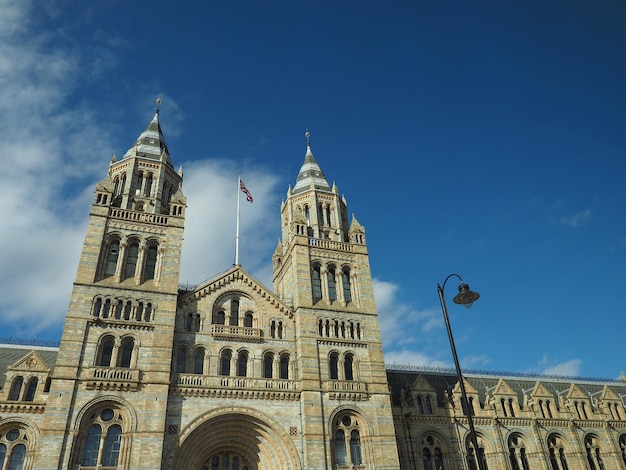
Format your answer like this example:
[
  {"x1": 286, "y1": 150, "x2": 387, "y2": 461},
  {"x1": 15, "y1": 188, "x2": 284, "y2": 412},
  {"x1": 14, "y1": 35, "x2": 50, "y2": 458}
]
[
  {"x1": 98, "y1": 338, "x2": 115, "y2": 367},
  {"x1": 216, "y1": 311, "x2": 225, "y2": 325},
  {"x1": 24, "y1": 378, "x2": 38, "y2": 401},
  {"x1": 244, "y1": 313, "x2": 253, "y2": 327},
  {"x1": 102, "y1": 424, "x2": 122, "y2": 466},
  {"x1": 312, "y1": 265, "x2": 322, "y2": 303},
  {"x1": 263, "y1": 353, "x2": 274, "y2": 378},
  {"x1": 280, "y1": 354, "x2": 289, "y2": 379},
  {"x1": 342, "y1": 269, "x2": 352, "y2": 302},
  {"x1": 344, "y1": 353, "x2": 354, "y2": 381},
  {"x1": 144, "y1": 174, "x2": 153, "y2": 196},
  {"x1": 7, "y1": 444, "x2": 25, "y2": 470},
  {"x1": 124, "y1": 301, "x2": 132, "y2": 320},
  {"x1": 124, "y1": 241, "x2": 139, "y2": 279},
  {"x1": 220, "y1": 350, "x2": 232, "y2": 376},
  {"x1": 350, "y1": 430, "x2": 362, "y2": 465},
  {"x1": 230, "y1": 299, "x2": 239, "y2": 326},
  {"x1": 327, "y1": 267, "x2": 337, "y2": 301},
  {"x1": 194, "y1": 349, "x2": 204, "y2": 374},
  {"x1": 8, "y1": 377, "x2": 23, "y2": 401},
  {"x1": 144, "y1": 245, "x2": 158, "y2": 281},
  {"x1": 104, "y1": 240, "x2": 120, "y2": 276},
  {"x1": 417, "y1": 396, "x2": 425, "y2": 414},
  {"x1": 93, "y1": 298, "x2": 102, "y2": 317},
  {"x1": 329, "y1": 353, "x2": 339, "y2": 380},
  {"x1": 136, "y1": 302, "x2": 144, "y2": 321},
  {"x1": 335, "y1": 429, "x2": 347, "y2": 465},
  {"x1": 119, "y1": 338, "x2": 134, "y2": 368},
  {"x1": 81, "y1": 424, "x2": 102, "y2": 466},
  {"x1": 237, "y1": 352, "x2": 248, "y2": 377},
  {"x1": 426, "y1": 396, "x2": 434, "y2": 414}
]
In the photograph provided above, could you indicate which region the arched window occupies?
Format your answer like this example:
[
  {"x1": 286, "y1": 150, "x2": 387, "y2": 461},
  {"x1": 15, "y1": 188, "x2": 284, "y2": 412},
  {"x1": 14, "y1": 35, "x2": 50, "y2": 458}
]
[
  {"x1": 8, "y1": 377, "x2": 23, "y2": 401},
  {"x1": 194, "y1": 349, "x2": 205, "y2": 374},
  {"x1": 216, "y1": 311, "x2": 225, "y2": 325},
  {"x1": 344, "y1": 353, "x2": 354, "y2": 381},
  {"x1": 270, "y1": 320, "x2": 276, "y2": 338},
  {"x1": 144, "y1": 174, "x2": 153, "y2": 196},
  {"x1": 342, "y1": 268, "x2": 352, "y2": 303},
  {"x1": 421, "y1": 434, "x2": 445, "y2": 470},
  {"x1": 24, "y1": 378, "x2": 38, "y2": 402},
  {"x1": 311, "y1": 265, "x2": 322, "y2": 303},
  {"x1": 335, "y1": 429, "x2": 347, "y2": 465},
  {"x1": 333, "y1": 414, "x2": 364, "y2": 467},
  {"x1": 0, "y1": 428, "x2": 29, "y2": 470},
  {"x1": 279, "y1": 354, "x2": 289, "y2": 379},
  {"x1": 237, "y1": 351, "x2": 248, "y2": 377},
  {"x1": 124, "y1": 240, "x2": 139, "y2": 279},
  {"x1": 134, "y1": 172, "x2": 143, "y2": 195},
  {"x1": 78, "y1": 407, "x2": 125, "y2": 468},
  {"x1": 466, "y1": 434, "x2": 488, "y2": 470},
  {"x1": 263, "y1": 353, "x2": 274, "y2": 378},
  {"x1": 93, "y1": 297, "x2": 102, "y2": 317},
  {"x1": 176, "y1": 347, "x2": 188, "y2": 373},
  {"x1": 417, "y1": 396, "x2": 425, "y2": 414},
  {"x1": 82, "y1": 424, "x2": 102, "y2": 466},
  {"x1": 98, "y1": 337, "x2": 115, "y2": 367},
  {"x1": 244, "y1": 312, "x2": 253, "y2": 328},
  {"x1": 104, "y1": 240, "x2": 120, "y2": 276},
  {"x1": 220, "y1": 350, "x2": 232, "y2": 376},
  {"x1": 425, "y1": 396, "x2": 434, "y2": 414},
  {"x1": 102, "y1": 424, "x2": 122, "y2": 466},
  {"x1": 585, "y1": 435, "x2": 604, "y2": 470},
  {"x1": 114, "y1": 300, "x2": 123, "y2": 319},
  {"x1": 118, "y1": 337, "x2": 134, "y2": 368},
  {"x1": 620, "y1": 434, "x2": 626, "y2": 466},
  {"x1": 350, "y1": 430, "x2": 362, "y2": 465},
  {"x1": 329, "y1": 353, "x2": 339, "y2": 380},
  {"x1": 143, "y1": 244, "x2": 158, "y2": 281},
  {"x1": 327, "y1": 267, "x2": 337, "y2": 301},
  {"x1": 230, "y1": 299, "x2": 239, "y2": 326}
]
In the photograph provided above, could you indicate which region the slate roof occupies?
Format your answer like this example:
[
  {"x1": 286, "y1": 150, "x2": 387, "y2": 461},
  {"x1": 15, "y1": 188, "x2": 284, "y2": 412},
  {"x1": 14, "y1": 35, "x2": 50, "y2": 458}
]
[{"x1": 0, "y1": 344, "x2": 58, "y2": 391}]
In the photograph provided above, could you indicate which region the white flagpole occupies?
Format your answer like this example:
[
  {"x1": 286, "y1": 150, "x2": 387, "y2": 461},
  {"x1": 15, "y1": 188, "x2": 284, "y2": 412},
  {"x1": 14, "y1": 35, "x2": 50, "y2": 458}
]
[{"x1": 235, "y1": 175, "x2": 241, "y2": 266}]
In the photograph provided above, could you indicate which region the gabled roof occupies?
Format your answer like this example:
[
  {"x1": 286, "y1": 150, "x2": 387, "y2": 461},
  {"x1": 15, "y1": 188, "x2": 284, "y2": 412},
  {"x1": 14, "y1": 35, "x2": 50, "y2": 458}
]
[
  {"x1": 0, "y1": 344, "x2": 58, "y2": 388},
  {"x1": 179, "y1": 265, "x2": 294, "y2": 319},
  {"x1": 121, "y1": 110, "x2": 173, "y2": 167}
]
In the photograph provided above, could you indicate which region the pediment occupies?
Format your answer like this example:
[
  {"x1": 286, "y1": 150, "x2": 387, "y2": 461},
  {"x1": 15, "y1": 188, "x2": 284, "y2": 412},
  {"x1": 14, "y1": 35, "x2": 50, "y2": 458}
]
[
  {"x1": 529, "y1": 382, "x2": 554, "y2": 399},
  {"x1": 409, "y1": 375, "x2": 436, "y2": 393},
  {"x1": 493, "y1": 379, "x2": 516, "y2": 396},
  {"x1": 181, "y1": 266, "x2": 294, "y2": 319},
  {"x1": 8, "y1": 350, "x2": 50, "y2": 373},
  {"x1": 600, "y1": 385, "x2": 620, "y2": 401},
  {"x1": 566, "y1": 384, "x2": 588, "y2": 400},
  {"x1": 454, "y1": 378, "x2": 478, "y2": 395}
]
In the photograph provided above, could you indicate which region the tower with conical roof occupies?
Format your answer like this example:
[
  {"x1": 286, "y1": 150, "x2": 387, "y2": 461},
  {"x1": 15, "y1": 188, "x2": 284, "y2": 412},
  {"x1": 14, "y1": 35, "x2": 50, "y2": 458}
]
[
  {"x1": 38, "y1": 106, "x2": 186, "y2": 469},
  {"x1": 272, "y1": 133, "x2": 400, "y2": 469}
]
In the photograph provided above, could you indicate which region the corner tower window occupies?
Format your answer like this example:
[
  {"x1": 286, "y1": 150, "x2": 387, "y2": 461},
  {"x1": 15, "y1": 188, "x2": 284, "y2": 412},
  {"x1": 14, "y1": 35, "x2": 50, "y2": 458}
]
[
  {"x1": 342, "y1": 269, "x2": 352, "y2": 303},
  {"x1": 327, "y1": 267, "x2": 337, "y2": 301},
  {"x1": 312, "y1": 265, "x2": 322, "y2": 303},
  {"x1": 143, "y1": 244, "x2": 158, "y2": 281},
  {"x1": 104, "y1": 240, "x2": 120, "y2": 277},
  {"x1": 124, "y1": 241, "x2": 139, "y2": 279}
]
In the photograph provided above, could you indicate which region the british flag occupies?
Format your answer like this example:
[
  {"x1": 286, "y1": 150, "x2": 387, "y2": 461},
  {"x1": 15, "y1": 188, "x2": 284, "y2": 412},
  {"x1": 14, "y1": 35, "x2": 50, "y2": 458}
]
[{"x1": 240, "y1": 179, "x2": 253, "y2": 203}]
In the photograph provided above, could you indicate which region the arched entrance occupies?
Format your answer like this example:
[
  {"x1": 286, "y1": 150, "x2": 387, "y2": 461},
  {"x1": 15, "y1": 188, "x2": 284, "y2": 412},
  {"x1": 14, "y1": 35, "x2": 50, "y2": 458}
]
[{"x1": 167, "y1": 409, "x2": 301, "y2": 470}]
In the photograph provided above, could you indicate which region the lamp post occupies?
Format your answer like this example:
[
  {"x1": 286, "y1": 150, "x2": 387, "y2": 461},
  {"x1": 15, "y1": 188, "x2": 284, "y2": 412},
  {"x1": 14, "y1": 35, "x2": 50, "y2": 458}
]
[{"x1": 437, "y1": 274, "x2": 485, "y2": 470}]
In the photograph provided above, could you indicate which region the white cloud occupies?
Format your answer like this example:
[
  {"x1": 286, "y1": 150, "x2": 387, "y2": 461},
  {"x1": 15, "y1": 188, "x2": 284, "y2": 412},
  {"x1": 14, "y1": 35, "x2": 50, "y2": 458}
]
[
  {"x1": 178, "y1": 159, "x2": 281, "y2": 288},
  {"x1": 559, "y1": 209, "x2": 591, "y2": 228},
  {"x1": 383, "y1": 349, "x2": 450, "y2": 369},
  {"x1": 541, "y1": 359, "x2": 582, "y2": 377}
]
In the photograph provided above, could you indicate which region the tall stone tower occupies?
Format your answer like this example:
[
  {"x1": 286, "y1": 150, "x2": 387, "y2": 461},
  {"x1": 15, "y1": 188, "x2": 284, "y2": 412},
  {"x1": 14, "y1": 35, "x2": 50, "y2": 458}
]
[
  {"x1": 39, "y1": 108, "x2": 186, "y2": 469},
  {"x1": 271, "y1": 132, "x2": 400, "y2": 469}
]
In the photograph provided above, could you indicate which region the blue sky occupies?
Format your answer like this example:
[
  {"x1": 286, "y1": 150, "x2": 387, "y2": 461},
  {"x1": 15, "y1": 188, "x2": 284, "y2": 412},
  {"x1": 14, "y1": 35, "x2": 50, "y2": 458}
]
[{"x1": 1, "y1": 0, "x2": 625, "y2": 380}]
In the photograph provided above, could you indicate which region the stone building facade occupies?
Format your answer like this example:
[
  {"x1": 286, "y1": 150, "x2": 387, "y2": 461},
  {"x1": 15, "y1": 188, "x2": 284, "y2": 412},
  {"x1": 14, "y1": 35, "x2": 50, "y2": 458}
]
[{"x1": 0, "y1": 111, "x2": 625, "y2": 470}]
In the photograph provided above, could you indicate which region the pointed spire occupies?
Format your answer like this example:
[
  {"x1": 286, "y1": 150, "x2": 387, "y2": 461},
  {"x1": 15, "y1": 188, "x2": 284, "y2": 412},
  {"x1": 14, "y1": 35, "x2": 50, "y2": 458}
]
[
  {"x1": 121, "y1": 99, "x2": 173, "y2": 167},
  {"x1": 293, "y1": 130, "x2": 331, "y2": 194}
]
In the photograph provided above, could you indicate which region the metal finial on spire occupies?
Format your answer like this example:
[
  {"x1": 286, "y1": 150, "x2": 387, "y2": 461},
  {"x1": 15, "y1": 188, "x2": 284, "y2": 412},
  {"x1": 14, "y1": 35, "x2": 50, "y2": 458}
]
[
  {"x1": 305, "y1": 129, "x2": 311, "y2": 146},
  {"x1": 156, "y1": 97, "x2": 162, "y2": 114}
]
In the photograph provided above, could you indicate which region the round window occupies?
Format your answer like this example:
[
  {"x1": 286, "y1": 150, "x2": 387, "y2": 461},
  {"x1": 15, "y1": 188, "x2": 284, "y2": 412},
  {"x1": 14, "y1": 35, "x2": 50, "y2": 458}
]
[
  {"x1": 341, "y1": 415, "x2": 351, "y2": 427},
  {"x1": 6, "y1": 429, "x2": 20, "y2": 441},
  {"x1": 100, "y1": 408, "x2": 115, "y2": 421}
]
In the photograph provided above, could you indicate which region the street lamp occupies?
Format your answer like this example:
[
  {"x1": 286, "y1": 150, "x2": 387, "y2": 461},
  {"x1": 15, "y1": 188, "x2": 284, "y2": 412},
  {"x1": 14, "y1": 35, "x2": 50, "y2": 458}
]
[{"x1": 437, "y1": 274, "x2": 485, "y2": 470}]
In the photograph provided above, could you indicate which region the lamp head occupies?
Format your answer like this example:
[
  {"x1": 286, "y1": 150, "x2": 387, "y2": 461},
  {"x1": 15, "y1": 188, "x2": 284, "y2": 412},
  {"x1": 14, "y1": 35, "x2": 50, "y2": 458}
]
[{"x1": 453, "y1": 283, "x2": 480, "y2": 309}]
